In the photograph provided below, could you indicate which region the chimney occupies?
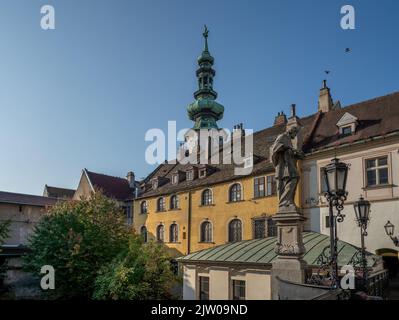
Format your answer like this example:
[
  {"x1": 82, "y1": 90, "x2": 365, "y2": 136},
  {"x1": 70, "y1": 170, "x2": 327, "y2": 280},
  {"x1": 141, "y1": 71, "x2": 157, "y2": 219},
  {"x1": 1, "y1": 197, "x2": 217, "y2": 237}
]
[
  {"x1": 126, "y1": 171, "x2": 135, "y2": 189},
  {"x1": 232, "y1": 123, "x2": 245, "y2": 140},
  {"x1": 318, "y1": 80, "x2": 334, "y2": 113},
  {"x1": 290, "y1": 104, "x2": 296, "y2": 118},
  {"x1": 274, "y1": 111, "x2": 287, "y2": 126}
]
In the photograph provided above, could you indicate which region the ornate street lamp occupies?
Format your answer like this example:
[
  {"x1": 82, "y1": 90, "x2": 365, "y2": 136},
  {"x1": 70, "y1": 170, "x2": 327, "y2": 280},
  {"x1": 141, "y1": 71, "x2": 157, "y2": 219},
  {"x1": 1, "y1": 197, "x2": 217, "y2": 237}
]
[
  {"x1": 384, "y1": 221, "x2": 399, "y2": 247},
  {"x1": 353, "y1": 195, "x2": 371, "y2": 290},
  {"x1": 321, "y1": 157, "x2": 349, "y2": 289}
]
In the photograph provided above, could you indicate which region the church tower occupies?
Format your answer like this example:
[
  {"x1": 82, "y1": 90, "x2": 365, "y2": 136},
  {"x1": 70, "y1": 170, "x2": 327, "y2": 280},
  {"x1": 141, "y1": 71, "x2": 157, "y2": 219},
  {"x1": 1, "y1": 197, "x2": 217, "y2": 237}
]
[
  {"x1": 187, "y1": 26, "x2": 224, "y2": 130},
  {"x1": 181, "y1": 26, "x2": 226, "y2": 160}
]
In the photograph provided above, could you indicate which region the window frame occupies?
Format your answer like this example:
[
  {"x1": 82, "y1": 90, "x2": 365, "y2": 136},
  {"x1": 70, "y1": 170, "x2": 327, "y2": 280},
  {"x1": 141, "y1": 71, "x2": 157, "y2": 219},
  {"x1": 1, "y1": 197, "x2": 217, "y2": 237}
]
[
  {"x1": 140, "y1": 201, "x2": 148, "y2": 214},
  {"x1": 201, "y1": 188, "x2": 213, "y2": 206},
  {"x1": 156, "y1": 224, "x2": 164, "y2": 242},
  {"x1": 169, "y1": 223, "x2": 179, "y2": 243},
  {"x1": 254, "y1": 176, "x2": 265, "y2": 198},
  {"x1": 229, "y1": 183, "x2": 242, "y2": 202},
  {"x1": 232, "y1": 280, "x2": 246, "y2": 300},
  {"x1": 157, "y1": 197, "x2": 166, "y2": 212},
  {"x1": 140, "y1": 226, "x2": 148, "y2": 243},
  {"x1": 198, "y1": 276, "x2": 210, "y2": 300},
  {"x1": 170, "y1": 195, "x2": 179, "y2": 210},
  {"x1": 228, "y1": 218, "x2": 243, "y2": 243},
  {"x1": 200, "y1": 221, "x2": 213, "y2": 243},
  {"x1": 365, "y1": 155, "x2": 390, "y2": 187},
  {"x1": 252, "y1": 217, "x2": 267, "y2": 239}
]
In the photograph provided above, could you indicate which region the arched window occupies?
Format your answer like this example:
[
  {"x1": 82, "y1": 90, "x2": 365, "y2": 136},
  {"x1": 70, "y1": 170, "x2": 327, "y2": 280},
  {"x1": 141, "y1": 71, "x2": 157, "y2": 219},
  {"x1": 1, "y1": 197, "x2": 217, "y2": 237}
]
[
  {"x1": 200, "y1": 221, "x2": 212, "y2": 243},
  {"x1": 156, "y1": 225, "x2": 164, "y2": 242},
  {"x1": 140, "y1": 201, "x2": 148, "y2": 214},
  {"x1": 229, "y1": 184, "x2": 242, "y2": 202},
  {"x1": 140, "y1": 226, "x2": 148, "y2": 243},
  {"x1": 170, "y1": 195, "x2": 179, "y2": 210},
  {"x1": 169, "y1": 223, "x2": 178, "y2": 243},
  {"x1": 201, "y1": 189, "x2": 213, "y2": 206},
  {"x1": 157, "y1": 197, "x2": 165, "y2": 212},
  {"x1": 228, "y1": 219, "x2": 242, "y2": 242}
]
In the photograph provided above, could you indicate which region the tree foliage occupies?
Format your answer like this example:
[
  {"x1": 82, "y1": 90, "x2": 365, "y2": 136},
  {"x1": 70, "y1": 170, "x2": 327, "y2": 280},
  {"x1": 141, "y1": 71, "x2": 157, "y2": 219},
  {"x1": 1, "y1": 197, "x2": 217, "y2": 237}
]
[
  {"x1": 0, "y1": 220, "x2": 11, "y2": 249},
  {"x1": 93, "y1": 235, "x2": 179, "y2": 300},
  {"x1": 23, "y1": 193, "x2": 129, "y2": 298}
]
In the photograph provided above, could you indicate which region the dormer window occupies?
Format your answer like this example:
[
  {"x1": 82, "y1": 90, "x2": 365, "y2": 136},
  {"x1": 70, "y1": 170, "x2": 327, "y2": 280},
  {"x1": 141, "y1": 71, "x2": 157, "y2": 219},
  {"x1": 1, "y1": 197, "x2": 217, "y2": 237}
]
[
  {"x1": 186, "y1": 166, "x2": 198, "y2": 181},
  {"x1": 172, "y1": 174, "x2": 179, "y2": 185},
  {"x1": 199, "y1": 168, "x2": 207, "y2": 178},
  {"x1": 336, "y1": 112, "x2": 358, "y2": 136},
  {"x1": 341, "y1": 126, "x2": 352, "y2": 136}
]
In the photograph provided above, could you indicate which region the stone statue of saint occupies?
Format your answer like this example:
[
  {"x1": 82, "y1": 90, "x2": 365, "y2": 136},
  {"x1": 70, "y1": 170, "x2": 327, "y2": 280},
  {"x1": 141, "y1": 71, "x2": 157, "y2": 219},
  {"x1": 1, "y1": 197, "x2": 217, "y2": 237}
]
[{"x1": 271, "y1": 126, "x2": 304, "y2": 211}]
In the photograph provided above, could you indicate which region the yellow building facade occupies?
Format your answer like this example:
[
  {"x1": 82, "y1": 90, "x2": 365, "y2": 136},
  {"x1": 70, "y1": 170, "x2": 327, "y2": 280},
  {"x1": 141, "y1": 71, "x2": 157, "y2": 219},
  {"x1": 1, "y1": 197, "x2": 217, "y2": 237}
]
[{"x1": 133, "y1": 172, "x2": 301, "y2": 256}]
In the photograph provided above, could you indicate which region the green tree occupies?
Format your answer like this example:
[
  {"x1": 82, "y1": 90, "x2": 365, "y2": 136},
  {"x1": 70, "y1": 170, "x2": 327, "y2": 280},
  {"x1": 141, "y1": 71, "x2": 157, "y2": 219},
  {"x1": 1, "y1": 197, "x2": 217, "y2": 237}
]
[
  {"x1": 93, "y1": 236, "x2": 179, "y2": 300},
  {"x1": 23, "y1": 193, "x2": 129, "y2": 299},
  {"x1": 0, "y1": 220, "x2": 11, "y2": 249}
]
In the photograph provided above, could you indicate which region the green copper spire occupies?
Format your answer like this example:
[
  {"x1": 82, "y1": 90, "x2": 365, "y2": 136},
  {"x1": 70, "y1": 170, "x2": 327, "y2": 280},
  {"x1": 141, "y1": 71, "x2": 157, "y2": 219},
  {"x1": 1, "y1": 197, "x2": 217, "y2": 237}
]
[{"x1": 187, "y1": 26, "x2": 224, "y2": 130}]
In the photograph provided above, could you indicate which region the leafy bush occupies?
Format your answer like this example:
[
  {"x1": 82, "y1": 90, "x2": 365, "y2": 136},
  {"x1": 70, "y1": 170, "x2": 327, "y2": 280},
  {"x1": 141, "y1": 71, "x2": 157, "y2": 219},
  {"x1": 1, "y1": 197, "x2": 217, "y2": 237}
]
[
  {"x1": 93, "y1": 235, "x2": 179, "y2": 300},
  {"x1": 0, "y1": 220, "x2": 10, "y2": 249},
  {"x1": 23, "y1": 193, "x2": 129, "y2": 298}
]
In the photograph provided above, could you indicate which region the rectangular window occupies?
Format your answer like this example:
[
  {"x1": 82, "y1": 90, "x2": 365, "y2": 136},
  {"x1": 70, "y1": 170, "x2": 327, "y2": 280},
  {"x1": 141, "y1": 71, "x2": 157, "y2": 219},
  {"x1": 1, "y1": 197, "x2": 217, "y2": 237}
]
[
  {"x1": 266, "y1": 175, "x2": 276, "y2": 196},
  {"x1": 267, "y1": 218, "x2": 277, "y2": 237},
  {"x1": 254, "y1": 177, "x2": 265, "y2": 198},
  {"x1": 253, "y1": 219, "x2": 266, "y2": 239},
  {"x1": 342, "y1": 126, "x2": 352, "y2": 136},
  {"x1": 366, "y1": 156, "x2": 389, "y2": 187},
  {"x1": 187, "y1": 171, "x2": 193, "y2": 181},
  {"x1": 232, "y1": 280, "x2": 246, "y2": 300},
  {"x1": 199, "y1": 277, "x2": 209, "y2": 300}
]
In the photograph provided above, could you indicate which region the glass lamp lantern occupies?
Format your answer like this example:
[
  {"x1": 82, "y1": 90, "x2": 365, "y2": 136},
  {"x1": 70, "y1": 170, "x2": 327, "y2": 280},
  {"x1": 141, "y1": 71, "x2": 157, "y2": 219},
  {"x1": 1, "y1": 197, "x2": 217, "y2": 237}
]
[
  {"x1": 322, "y1": 158, "x2": 349, "y2": 197},
  {"x1": 384, "y1": 221, "x2": 395, "y2": 237},
  {"x1": 353, "y1": 196, "x2": 371, "y2": 228}
]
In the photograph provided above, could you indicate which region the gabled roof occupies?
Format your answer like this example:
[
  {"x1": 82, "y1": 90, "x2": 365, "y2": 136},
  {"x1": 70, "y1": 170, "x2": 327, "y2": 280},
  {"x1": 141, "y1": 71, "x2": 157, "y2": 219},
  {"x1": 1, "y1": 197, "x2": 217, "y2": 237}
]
[
  {"x1": 177, "y1": 232, "x2": 379, "y2": 268},
  {"x1": 84, "y1": 169, "x2": 132, "y2": 201},
  {"x1": 305, "y1": 91, "x2": 399, "y2": 152},
  {"x1": 44, "y1": 185, "x2": 75, "y2": 199},
  {"x1": 0, "y1": 191, "x2": 59, "y2": 207},
  {"x1": 336, "y1": 112, "x2": 358, "y2": 127}
]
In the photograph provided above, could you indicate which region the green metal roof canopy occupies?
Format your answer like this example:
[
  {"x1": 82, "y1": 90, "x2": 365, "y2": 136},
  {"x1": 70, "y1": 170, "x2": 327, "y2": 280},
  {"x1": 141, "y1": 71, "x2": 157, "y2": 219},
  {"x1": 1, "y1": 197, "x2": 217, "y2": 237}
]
[{"x1": 177, "y1": 232, "x2": 379, "y2": 268}]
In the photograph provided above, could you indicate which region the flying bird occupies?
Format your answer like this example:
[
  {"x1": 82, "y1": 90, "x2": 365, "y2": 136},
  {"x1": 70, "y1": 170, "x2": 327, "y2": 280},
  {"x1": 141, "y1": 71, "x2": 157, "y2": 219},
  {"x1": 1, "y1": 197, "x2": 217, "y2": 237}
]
[
  {"x1": 345, "y1": 48, "x2": 351, "y2": 53},
  {"x1": 324, "y1": 70, "x2": 330, "y2": 75}
]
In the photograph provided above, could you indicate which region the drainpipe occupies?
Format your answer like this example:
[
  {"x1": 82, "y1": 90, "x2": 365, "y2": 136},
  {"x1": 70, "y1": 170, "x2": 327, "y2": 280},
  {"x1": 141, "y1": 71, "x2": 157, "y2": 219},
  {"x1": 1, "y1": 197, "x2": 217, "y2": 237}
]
[{"x1": 187, "y1": 191, "x2": 192, "y2": 254}]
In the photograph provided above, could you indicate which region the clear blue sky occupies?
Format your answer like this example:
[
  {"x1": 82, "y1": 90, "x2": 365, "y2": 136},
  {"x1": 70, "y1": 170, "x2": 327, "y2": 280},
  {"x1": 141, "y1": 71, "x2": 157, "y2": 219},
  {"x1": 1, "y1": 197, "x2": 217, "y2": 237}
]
[{"x1": 0, "y1": 0, "x2": 398, "y2": 195}]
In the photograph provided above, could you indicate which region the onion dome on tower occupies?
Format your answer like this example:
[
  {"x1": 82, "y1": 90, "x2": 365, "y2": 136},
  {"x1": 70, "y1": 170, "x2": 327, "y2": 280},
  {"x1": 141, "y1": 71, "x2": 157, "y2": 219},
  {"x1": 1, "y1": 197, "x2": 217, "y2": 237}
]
[{"x1": 187, "y1": 26, "x2": 224, "y2": 130}]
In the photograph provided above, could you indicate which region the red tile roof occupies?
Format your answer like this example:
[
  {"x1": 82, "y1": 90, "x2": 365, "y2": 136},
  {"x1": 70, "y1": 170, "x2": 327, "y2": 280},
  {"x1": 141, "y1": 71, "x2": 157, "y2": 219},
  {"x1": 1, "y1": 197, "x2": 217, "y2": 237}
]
[
  {"x1": 305, "y1": 91, "x2": 399, "y2": 152},
  {"x1": 85, "y1": 169, "x2": 132, "y2": 201},
  {"x1": 137, "y1": 91, "x2": 399, "y2": 199}
]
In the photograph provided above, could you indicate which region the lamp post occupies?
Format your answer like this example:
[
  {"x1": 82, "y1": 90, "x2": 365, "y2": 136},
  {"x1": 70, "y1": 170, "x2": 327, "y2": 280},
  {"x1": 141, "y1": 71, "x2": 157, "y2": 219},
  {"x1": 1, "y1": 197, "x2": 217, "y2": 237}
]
[
  {"x1": 322, "y1": 157, "x2": 349, "y2": 288},
  {"x1": 353, "y1": 195, "x2": 371, "y2": 290},
  {"x1": 384, "y1": 221, "x2": 399, "y2": 247}
]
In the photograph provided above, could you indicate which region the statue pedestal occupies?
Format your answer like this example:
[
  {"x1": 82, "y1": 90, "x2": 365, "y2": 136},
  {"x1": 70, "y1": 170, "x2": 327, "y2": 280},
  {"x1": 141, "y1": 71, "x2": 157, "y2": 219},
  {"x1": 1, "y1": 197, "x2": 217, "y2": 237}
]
[{"x1": 271, "y1": 208, "x2": 308, "y2": 300}]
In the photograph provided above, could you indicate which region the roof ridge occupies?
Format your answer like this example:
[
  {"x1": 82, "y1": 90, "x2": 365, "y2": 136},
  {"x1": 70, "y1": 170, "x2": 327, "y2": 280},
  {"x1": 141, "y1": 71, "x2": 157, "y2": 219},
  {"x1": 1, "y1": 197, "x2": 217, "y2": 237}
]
[{"x1": 86, "y1": 169, "x2": 128, "y2": 182}]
